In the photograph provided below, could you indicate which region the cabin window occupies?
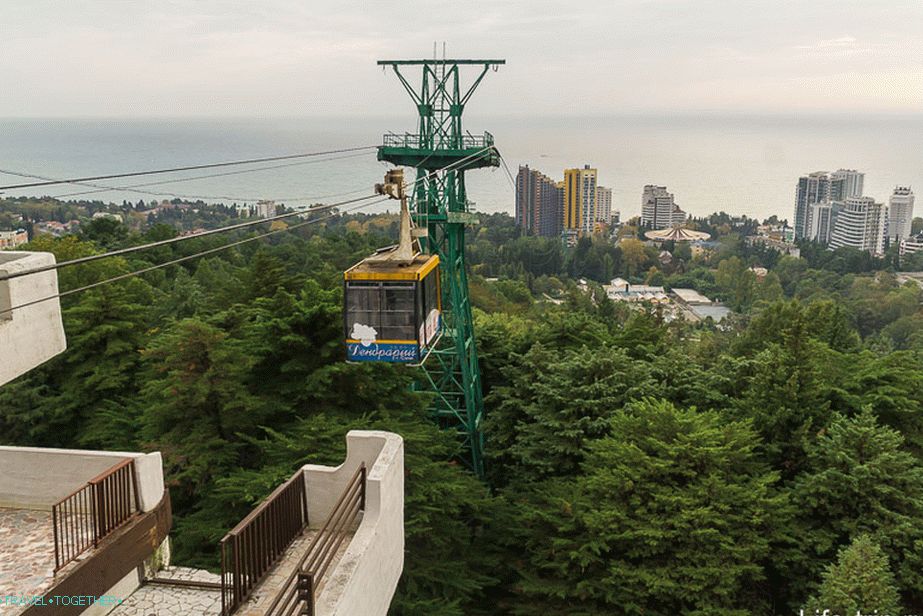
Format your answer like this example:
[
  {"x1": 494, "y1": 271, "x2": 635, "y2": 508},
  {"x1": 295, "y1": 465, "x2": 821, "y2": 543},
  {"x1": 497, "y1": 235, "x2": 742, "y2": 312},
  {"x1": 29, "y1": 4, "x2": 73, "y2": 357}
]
[
  {"x1": 423, "y1": 272, "x2": 439, "y2": 315},
  {"x1": 379, "y1": 284, "x2": 415, "y2": 340},
  {"x1": 346, "y1": 282, "x2": 380, "y2": 335},
  {"x1": 346, "y1": 281, "x2": 417, "y2": 342}
]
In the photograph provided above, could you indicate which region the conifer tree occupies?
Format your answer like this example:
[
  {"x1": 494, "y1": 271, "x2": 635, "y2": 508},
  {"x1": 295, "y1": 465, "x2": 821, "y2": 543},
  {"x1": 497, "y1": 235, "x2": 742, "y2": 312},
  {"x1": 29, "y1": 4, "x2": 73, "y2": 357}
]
[
  {"x1": 791, "y1": 408, "x2": 923, "y2": 606},
  {"x1": 509, "y1": 399, "x2": 787, "y2": 615},
  {"x1": 804, "y1": 535, "x2": 901, "y2": 616}
]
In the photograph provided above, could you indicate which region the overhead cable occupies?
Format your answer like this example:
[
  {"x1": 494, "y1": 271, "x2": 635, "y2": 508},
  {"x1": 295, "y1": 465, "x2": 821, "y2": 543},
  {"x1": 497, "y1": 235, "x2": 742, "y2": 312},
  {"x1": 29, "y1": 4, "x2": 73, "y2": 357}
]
[
  {"x1": 0, "y1": 200, "x2": 383, "y2": 317},
  {"x1": 0, "y1": 145, "x2": 494, "y2": 284},
  {"x1": 0, "y1": 145, "x2": 377, "y2": 191},
  {"x1": 0, "y1": 193, "x2": 381, "y2": 282},
  {"x1": 46, "y1": 151, "x2": 375, "y2": 201}
]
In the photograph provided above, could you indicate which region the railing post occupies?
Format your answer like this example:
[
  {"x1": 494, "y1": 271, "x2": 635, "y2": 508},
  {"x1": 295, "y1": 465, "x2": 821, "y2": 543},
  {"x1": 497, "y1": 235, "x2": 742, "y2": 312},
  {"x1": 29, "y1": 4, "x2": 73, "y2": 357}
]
[
  {"x1": 130, "y1": 459, "x2": 141, "y2": 512},
  {"x1": 359, "y1": 463, "x2": 366, "y2": 512},
  {"x1": 52, "y1": 505, "x2": 60, "y2": 571},
  {"x1": 233, "y1": 535, "x2": 242, "y2": 606},
  {"x1": 220, "y1": 540, "x2": 227, "y2": 616},
  {"x1": 93, "y1": 481, "x2": 103, "y2": 547}
]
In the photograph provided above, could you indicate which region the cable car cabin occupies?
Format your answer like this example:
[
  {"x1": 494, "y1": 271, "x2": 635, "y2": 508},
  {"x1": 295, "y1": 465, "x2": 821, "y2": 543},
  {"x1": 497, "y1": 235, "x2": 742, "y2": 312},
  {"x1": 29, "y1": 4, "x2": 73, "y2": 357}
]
[{"x1": 344, "y1": 254, "x2": 441, "y2": 363}]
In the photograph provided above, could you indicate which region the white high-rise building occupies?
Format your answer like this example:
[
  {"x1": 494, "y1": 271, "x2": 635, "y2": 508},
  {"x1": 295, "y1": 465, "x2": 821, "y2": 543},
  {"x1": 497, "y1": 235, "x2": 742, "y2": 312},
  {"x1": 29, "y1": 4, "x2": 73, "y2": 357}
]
[
  {"x1": 830, "y1": 169, "x2": 864, "y2": 201},
  {"x1": 596, "y1": 186, "x2": 613, "y2": 224},
  {"x1": 255, "y1": 200, "x2": 276, "y2": 219},
  {"x1": 642, "y1": 185, "x2": 686, "y2": 230},
  {"x1": 888, "y1": 186, "x2": 915, "y2": 240},
  {"x1": 807, "y1": 202, "x2": 835, "y2": 244},
  {"x1": 794, "y1": 172, "x2": 831, "y2": 240},
  {"x1": 829, "y1": 196, "x2": 887, "y2": 255}
]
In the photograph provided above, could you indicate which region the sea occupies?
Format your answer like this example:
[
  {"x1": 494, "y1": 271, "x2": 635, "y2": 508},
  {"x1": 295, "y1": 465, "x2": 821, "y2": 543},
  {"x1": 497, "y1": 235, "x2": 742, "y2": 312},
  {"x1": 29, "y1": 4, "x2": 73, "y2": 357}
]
[{"x1": 1, "y1": 115, "x2": 922, "y2": 222}]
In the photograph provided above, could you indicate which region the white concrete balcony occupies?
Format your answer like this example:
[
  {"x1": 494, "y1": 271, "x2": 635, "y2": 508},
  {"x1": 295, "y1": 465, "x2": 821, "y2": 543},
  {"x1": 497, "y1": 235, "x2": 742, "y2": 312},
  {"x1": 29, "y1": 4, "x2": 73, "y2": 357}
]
[
  {"x1": 0, "y1": 446, "x2": 169, "y2": 616},
  {"x1": 0, "y1": 251, "x2": 67, "y2": 386},
  {"x1": 109, "y1": 430, "x2": 405, "y2": 616}
]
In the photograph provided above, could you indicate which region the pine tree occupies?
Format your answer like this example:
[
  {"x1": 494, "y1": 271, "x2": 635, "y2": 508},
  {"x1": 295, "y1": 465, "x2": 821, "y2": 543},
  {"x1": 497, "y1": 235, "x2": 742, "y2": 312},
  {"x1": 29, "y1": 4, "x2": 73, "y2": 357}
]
[
  {"x1": 509, "y1": 399, "x2": 788, "y2": 615},
  {"x1": 804, "y1": 535, "x2": 901, "y2": 615},
  {"x1": 791, "y1": 408, "x2": 923, "y2": 606},
  {"x1": 486, "y1": 344, "x2": 659, "y2": 486}
]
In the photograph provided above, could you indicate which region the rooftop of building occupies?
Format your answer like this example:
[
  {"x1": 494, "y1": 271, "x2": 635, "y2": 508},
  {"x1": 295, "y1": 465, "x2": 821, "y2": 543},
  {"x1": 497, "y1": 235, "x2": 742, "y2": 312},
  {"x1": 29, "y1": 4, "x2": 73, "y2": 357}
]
[{"x1": 671, "y1": 288, "x2": 712, "y2": 305}]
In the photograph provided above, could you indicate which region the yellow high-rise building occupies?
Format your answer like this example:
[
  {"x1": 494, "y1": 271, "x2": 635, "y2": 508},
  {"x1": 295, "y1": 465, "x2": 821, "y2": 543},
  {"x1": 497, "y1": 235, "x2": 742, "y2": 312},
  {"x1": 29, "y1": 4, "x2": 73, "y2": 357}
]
[{"x1": 564, "y1": 165, "x2": 598, "y2": 235}]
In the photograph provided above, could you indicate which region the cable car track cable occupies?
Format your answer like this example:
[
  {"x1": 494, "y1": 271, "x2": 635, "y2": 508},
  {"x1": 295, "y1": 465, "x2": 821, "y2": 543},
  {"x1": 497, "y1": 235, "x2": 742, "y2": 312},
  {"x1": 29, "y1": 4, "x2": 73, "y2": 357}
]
[
  {"x1": 0, "y1": 193, "x2": 383, "y2": 282},
  {"x1": 45, "y1": 151, "x2": 377, "y2": 201},
  {"x1": 0, "y1": 145, "x2": 378, "y2": 191},
  {"x1": 0, "y1": 198, "x2": 386, "y2": 318},
  {"x1": 0, "y1": 145, "x2": 495, "y2": 283}
]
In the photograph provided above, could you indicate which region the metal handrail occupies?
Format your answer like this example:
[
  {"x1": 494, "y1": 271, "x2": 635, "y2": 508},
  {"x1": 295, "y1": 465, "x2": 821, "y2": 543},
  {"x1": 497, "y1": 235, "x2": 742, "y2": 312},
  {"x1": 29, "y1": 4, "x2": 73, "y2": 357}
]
[
  {"x1": 382, "y1": 132, "x2": 495, "y2": 150},
  {"x1": 51, "y1": 458, "x2": 139, "y2": 572},
  {"x1": 264, "y1": 463, "x2": 366, "y2": 616},
  {"x1": 220, "y1": 470, "x2": 309, "y2": 615}
]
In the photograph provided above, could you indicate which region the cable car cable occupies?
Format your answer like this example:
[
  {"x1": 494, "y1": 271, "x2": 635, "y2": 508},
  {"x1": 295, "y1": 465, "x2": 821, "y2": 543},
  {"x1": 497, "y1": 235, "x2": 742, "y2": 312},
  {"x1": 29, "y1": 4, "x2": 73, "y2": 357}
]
[
  {"x1": 0, "y1": 193, "x2": 382, "y2": 283},
  {"x1": 0, "y1": 145, "x2": 378, "y2": 191},
  {"x1": 2, "y1": 151, "x2": 371, "y2": 202},
  {"x1": 0, "y1": 198, "x2": 385, "y2": 318},
  {"x1": 0, "y1": 146, "x2": 493, "y2": 283},
  {"x1": 46, "y1": 151, "x2": 376, "y2": 201}
]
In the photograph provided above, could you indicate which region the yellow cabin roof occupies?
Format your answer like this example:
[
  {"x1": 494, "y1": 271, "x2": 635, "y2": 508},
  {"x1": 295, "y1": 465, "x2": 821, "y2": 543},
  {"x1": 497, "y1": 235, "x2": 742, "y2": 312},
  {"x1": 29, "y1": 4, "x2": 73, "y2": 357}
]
[{"x1": 344, "y1": 253, "x2": 439, "y2": 282}]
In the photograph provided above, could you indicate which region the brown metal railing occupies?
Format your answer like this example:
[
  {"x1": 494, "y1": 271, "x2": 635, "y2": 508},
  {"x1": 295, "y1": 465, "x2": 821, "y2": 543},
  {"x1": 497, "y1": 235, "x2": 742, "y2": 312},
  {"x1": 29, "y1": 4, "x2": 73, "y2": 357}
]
[
  {"x1": 220, "y1": 471, "x2": 309, "y2": 615},
  {"x1": 52, "y1": 458, "x2": 140, "y2": 572},
  {"x1": 264, "y1": 463, "x2": 366, "y2": 616}
]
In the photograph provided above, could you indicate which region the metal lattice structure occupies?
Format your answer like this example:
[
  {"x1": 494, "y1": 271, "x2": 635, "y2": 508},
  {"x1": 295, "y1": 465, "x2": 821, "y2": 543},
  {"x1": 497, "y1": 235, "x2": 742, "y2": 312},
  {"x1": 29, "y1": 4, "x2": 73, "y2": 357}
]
[{"x1": 377, "y1": 58, "x2": 504, "y2": 477}]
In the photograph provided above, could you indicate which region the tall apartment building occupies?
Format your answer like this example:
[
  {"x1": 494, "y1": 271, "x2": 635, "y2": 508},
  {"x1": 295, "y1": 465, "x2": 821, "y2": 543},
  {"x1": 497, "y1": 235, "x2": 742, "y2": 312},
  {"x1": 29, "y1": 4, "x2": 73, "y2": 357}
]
[
  {"x1": 564, "y1": 165, "x2": 598, "y2": 235},
  {"x1": 255, "y1": 200, "x2": 276, "y2": 219},
  {"x1": 641, "y1": 185, "x2": 686, "y2": 229},
  {"x1": 830, "y1": 169, "x2": 865, "y2": 201},
  {"x1": 794, "y1": 172, "x2": 831, "y2": 239},
  {"x1": 516, "y1": 165, "x2": 563, "y2": 237},
  {"x1": 807, "y1": 202, "x2": 836, "y2": 244},
  {"x1": 596, "y1": 186, "x2": 613, "y2": 224},
  {"x1": 888, "y1": 186, "x2": 915, "y2": 240},
  {"x1": 828, "y1": 196, "x2": 887, "y2": 255},
  {"x1": 796, "y1": 169, "x2": 865, "y2": 241}
]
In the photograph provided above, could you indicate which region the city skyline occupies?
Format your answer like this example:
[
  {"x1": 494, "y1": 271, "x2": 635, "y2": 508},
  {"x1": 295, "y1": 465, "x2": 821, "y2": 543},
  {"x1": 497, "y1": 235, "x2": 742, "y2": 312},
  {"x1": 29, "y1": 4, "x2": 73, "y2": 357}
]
[{"x1": 4, "y1": 1, "x2": 923, "y2": 117}]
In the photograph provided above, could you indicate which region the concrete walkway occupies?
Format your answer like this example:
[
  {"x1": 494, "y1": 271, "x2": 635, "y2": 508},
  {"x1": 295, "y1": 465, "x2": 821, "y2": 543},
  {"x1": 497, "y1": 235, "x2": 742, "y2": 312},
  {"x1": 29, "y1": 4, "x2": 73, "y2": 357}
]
[
  {"x1": 109, "y1": 567, "x2": 222, "y2": 616},
  {"x1": 0, "y1": 508, "x2": 56, "y2": 616},
  {"x1": 109, "y1": 528, "x2": 351, "y2": 616}
]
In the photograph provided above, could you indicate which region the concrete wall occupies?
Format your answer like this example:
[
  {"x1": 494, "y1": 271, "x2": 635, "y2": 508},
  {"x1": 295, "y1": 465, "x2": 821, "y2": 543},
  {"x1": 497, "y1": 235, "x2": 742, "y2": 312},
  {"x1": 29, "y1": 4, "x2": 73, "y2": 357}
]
[
  {"x1": 0, "y1": 446, "x2": 164, "y2": 512},
  {"x1": 303, "y1": 430, "x2": 404, "y2": 616},
  {"x1": 0, "y1": 251, "x2": 67, "y2": 386}
]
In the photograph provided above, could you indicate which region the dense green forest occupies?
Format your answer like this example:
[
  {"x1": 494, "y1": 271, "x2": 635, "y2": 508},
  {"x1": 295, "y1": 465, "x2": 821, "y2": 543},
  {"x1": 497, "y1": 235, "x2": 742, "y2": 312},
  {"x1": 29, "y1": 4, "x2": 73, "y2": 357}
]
[{"x1": 3, "y1": 208, "x2": 923, "y2": 614}]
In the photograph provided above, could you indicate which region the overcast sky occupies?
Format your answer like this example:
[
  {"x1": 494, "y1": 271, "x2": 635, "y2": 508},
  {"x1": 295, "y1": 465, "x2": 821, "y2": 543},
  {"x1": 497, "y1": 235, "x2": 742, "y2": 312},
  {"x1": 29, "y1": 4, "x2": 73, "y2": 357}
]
[{"x1": 3, "y1": 0, "x2": 922, "y2": 117}]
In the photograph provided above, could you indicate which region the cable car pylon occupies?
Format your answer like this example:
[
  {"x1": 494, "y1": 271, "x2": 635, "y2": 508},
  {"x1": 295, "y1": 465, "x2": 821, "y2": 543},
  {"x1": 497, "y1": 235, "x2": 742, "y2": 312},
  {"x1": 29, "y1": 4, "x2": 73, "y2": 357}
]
[{"x1": 375, "y1": 57, "x2": 505, "y2": 478}]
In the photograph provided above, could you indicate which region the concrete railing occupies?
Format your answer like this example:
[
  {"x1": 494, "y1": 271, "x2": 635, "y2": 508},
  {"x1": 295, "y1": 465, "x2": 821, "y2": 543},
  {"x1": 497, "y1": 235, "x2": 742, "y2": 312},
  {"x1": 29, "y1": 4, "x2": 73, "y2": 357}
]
[
  {"x1": 0, "y1": 445, "x2": 164, "y2": 512},
  {"x1": 0, "y1": 251, "x2": 67, "y2": 386},
  {"x1": 302, "y1": 430, "x2": 405, "y2": 616}
]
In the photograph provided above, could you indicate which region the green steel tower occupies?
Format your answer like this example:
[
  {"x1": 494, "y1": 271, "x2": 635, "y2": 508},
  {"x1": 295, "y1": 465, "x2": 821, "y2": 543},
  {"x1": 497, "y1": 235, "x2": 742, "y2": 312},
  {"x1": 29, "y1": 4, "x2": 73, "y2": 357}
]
[{"x1": 377, "y1": 58, "x2": 504, "y2": 478}]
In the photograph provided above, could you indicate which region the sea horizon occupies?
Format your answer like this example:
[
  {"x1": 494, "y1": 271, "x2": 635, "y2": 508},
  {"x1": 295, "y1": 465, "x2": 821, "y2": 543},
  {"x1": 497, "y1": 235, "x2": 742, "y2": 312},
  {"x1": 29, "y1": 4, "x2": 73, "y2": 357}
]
[{"x1": 2, "y1": 113, "x2": 921, "y2": 223}]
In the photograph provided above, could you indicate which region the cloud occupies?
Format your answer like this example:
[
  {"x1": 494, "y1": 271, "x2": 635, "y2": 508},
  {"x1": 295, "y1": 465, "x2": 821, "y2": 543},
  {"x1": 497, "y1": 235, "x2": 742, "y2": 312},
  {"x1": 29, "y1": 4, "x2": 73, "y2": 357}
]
[
  {"x1": 3, "y1": 2, "x2": 923, "y2": 116},
  {"x1": 794, "y1": 36, "x2": 858, "y2": 50}
]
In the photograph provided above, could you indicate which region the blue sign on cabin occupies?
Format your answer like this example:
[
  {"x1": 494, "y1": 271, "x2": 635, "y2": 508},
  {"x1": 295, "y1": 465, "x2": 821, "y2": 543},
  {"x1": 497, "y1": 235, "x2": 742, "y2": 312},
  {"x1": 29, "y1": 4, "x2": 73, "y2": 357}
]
[{"x1": 347, "y1": 341, "x2": 419, "y2": 363}]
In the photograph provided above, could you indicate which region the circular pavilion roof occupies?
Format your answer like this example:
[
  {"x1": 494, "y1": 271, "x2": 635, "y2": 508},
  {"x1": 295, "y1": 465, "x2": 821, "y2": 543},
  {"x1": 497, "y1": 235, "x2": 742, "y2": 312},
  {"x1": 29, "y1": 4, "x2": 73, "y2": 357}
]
[{"x1": 644, "y1": 226, "x2": 712, "y2": 242}]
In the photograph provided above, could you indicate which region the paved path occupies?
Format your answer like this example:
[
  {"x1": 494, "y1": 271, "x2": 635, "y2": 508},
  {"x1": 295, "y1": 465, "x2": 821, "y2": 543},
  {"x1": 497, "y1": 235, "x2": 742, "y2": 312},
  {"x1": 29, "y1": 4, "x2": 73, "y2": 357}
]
[
  {"x1": 109, "y1": 567, "x2": 222, "y2": 616},
  {"x1": 0, "y1": 508, "x2": 56, "y2": 616},
  {"x1": 110, "y1": 528, "x2": 351, "y2": 616}
]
